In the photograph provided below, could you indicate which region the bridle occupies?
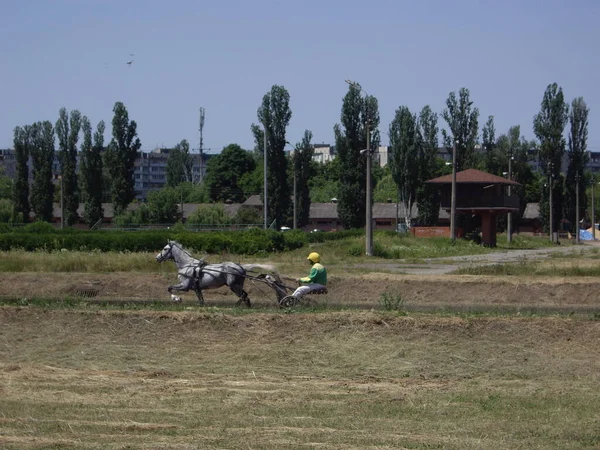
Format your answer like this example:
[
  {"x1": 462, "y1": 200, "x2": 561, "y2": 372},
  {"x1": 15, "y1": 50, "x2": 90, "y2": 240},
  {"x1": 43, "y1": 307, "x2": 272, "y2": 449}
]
[{"x1": 157, "y1": 242, "x2": 174, "y2": 262}]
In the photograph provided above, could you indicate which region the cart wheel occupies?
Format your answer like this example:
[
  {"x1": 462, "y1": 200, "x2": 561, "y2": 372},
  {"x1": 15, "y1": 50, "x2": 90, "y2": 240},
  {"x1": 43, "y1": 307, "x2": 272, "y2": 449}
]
[{"x1": 279, "y1": 295, "x2": 298, "y2": 308}]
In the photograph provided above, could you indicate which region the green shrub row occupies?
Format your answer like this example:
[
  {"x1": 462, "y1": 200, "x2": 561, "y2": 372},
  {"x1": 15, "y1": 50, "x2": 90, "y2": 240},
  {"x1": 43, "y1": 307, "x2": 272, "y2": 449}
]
[
  {"x1": 0, "y1": 222, "x2": 366, "y2": 253},
  {"x1": 0, "y1": 228, "x2": 310, "y2": 254}
]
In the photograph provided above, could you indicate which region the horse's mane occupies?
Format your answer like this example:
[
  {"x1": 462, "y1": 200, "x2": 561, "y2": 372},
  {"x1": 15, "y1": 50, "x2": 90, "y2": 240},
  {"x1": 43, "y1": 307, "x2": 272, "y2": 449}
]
[
  {"x1": 169, "y1": 240, "x2": 276, "y2": 273},
  {"x1": 169, "y1": 240, "x2": 205, "y2": 262}
]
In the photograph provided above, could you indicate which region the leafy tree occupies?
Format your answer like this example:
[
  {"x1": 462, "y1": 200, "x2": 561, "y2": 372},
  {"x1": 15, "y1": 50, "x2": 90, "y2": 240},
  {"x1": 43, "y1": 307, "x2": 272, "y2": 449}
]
[
  {"x1": 166, "y1": 139, "x2": 192, "y2": 187},
  {"x1": 252, "y1": 85, "x2": 293, "y2": 229},
  {"x1": 187, "y1": 204, "x2": 231, "y2": 225},
  {"x1": 147, "y1": 187, "x2": 180, "y2": 223},
  {"x1": 415, "y1": 105, "x2": 440, "y2": 226},
  {"x1": 309, "y1": 158, "x2": 340, "y2": 203},
  {"x1": 334, "y1": 82, "x2": 380, "y2": 229},
  {"x1": 204, "y1": 144, "x2": 255, "y2": 203},
  {"x1": 80, "y1": 118, "x2": 105, "y2": 227},
  {"x1": 112, "y1": 203, "x2": 150, "y2": 227},
  {"x1": 533, "y1": 83, "x2": 569, "y2": 233},
  {"x1": 29, "y1": 121, "x2": 55, "y2": 222},
  {"x1": 250, "y1": 124, "x2": 265, "y2": 159},
  {"x1": 565, "y1": 97, "x2": 589, "y2": 229},
  {"x1": 441, "y1": 87, "x2": 480, "y2": 170},
  {"x1": 373, "y1": 169, "x2": 397, "y2": 203},
  {"x1": 495, "y1": 126, "x2": 537, "y2": 231},
  {"x1": 105, "y1": 102, "x2": 142, "y2": 215},
  {"x1": 291, "y1": 130, "x2": 315, "y2": 228},
  {"x1": 233, "y1": 206, "x2": 262, "y2": 225},
  {"x1": 55, "y1": 108, "x2": 82, "y2": 226},
  {"x1": 482, "y1": 115, "x2": 500, "y2": 174},
  {"x1": 0, "y1": 167, "x2": 12, "y2": 200},
  {"x1": 12, "y1": 126, "x2": 30, "y2": 222},
  {"x1": 389, "y1": 106, "x2": 419, "y2": 228},
  {"x1": 0, "y1": 198, "x2": 12, "y2": 223},
  {"x1": 178, "y1": 181, "x2": 209, "y2": 203},
  {"x1": 238, "y1": 166, "x2": 263, "y2": 198}
]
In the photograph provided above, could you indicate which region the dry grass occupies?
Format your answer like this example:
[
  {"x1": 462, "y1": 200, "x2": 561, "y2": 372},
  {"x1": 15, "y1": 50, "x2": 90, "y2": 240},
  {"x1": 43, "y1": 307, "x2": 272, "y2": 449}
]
[{"x1": 1, "y1": 308, "x2": 599, "y2": 449}]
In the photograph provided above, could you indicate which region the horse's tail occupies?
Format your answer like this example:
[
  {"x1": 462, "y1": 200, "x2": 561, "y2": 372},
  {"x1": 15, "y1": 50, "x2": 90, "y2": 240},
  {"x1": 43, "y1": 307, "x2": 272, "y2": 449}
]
[{"x1": 241, "y1": 264, "x2": 277, "y2": 274}]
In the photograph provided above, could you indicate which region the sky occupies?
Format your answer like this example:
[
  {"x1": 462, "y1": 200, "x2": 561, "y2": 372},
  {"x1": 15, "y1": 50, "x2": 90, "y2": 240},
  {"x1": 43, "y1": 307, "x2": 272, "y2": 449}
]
[{"x1": 1, "y1": 0, "x2": 599, "y2": 154}]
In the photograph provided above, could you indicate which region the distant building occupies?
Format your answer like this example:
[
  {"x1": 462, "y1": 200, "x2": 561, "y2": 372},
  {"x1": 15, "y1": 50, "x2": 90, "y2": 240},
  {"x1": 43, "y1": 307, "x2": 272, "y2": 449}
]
[
  {"x1": 312, "y1": 144, "x2": 336, "y2": 163},
  {"x1": 0, "y1": 147, "x2": 210, "y2": 201}
]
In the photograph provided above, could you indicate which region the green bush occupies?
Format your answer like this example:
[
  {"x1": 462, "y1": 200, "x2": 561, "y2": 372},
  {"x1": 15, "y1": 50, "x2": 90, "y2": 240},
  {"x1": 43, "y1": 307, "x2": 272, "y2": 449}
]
[
  {"x1": 0, "y1": 227, "x2": 321, "y2": 254},
  {"x1": 23, "y1": 221, "x2": 56, "y2": 234}
]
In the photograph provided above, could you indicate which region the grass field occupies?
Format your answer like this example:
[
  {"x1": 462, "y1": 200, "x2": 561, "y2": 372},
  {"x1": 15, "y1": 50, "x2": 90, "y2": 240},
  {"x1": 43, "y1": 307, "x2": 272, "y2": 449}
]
[
  {"x1": 1, "y1": 308, "x2": 599, "y2": 449},
  {"x1": 1, "y1": 236, "x2": 599, "y2": 449}
]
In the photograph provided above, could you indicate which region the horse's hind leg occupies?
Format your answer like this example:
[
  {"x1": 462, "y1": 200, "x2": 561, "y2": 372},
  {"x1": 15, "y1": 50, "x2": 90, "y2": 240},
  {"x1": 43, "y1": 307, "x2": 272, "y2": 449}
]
[{"x1": 230, "y1": 283, "x2": 251, "y2": 308}]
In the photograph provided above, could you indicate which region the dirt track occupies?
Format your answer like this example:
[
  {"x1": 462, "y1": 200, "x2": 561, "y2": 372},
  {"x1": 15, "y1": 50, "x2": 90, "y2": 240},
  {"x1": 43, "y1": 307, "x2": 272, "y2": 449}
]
[
  {"x1": 2, "y1": 248, "x2": 600, "y2": 313},
  {"x1": 1, "y1": 242, "x2": 599, "y2": 312}
]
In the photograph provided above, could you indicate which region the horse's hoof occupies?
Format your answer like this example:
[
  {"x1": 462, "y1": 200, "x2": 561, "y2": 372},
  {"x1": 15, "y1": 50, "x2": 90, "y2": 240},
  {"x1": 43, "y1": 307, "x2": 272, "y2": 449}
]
[{"x1": 171, "y1": 294, "x2": 182, "y2": 303}]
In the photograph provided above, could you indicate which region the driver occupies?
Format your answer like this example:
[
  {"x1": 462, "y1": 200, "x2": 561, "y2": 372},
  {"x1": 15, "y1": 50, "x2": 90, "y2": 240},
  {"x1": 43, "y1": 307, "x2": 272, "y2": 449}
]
[{"x1": 292, "y1": 252, "x2": 327, "y2": 299}]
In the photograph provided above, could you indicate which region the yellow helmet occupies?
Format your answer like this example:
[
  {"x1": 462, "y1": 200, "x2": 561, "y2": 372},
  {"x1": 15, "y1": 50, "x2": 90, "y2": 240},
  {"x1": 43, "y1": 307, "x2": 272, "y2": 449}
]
[{"x1": 307, "y1": 252, "x2": 320, "y2": 263}]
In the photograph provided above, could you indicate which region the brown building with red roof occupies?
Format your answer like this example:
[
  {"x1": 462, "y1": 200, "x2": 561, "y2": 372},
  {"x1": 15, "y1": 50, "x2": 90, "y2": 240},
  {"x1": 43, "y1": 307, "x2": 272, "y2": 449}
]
[{"x1": 426, "y1": 169, "x2": 521, "y2": 247}]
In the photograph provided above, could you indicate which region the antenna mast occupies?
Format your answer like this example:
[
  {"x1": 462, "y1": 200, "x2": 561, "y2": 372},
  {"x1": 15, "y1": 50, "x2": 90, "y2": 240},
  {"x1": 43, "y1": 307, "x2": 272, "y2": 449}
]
[{"x1": 198, "y1": 107, "x2": 205, "y2": 184}]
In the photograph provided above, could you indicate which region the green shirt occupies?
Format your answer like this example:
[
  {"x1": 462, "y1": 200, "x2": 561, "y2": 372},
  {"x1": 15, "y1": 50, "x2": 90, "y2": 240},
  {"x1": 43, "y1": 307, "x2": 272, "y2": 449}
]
[{"x1": 300, "y1": 263, "x2": 327, "y2": 285}]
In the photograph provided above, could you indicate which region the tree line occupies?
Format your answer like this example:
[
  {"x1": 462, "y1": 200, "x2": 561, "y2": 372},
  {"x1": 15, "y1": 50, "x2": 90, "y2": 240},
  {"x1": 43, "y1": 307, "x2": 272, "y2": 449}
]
[{"x1": 0, "y1": 82, "x2": 591, "y2": 233}]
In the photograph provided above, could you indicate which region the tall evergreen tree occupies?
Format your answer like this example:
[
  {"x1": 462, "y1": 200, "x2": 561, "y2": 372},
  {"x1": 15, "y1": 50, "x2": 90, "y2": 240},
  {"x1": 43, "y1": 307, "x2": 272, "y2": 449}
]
[
  {"x1": 80, "y1": 117, "x2": 105, "y2": 227},
  {"x1": 292, "y1": 130, "x2": 315, "y2": 228},
  {"x1": 389, "y1": 106, "x2": 419, "y2": 228},
  {"x1": 55, "y1": 108, "x2": 82, "y2": 226},
  {"x1": 441, "y1": 87, "x2": 480, "y2": 170},
  {"x1": 166, "y1": 139, "x2": 192, "y2": 187},
  {"x1": 12, "y1": 126, "x2": 30, "y2": 222},
  {"x1": 415, "y1": 105, "x2": 440, "y2": 226},
  {"x1": 565, "y1": 97, "x2": 589, "y2": 229},
  {"x1": 334, "y1": 82, "x2": 380, "y2": 229},
  {"x1": 253, "y1": 85, "x2": 292, "y2": 229},
  {"x1": 533, "y1": 83, "x2": 569, "y2": 233},
  {"x1": 105, "y1": 102, "x2": 142, "y2": 215},
  {"x1": 29, "y1": 121, "x2": 55, "y2": 222}
]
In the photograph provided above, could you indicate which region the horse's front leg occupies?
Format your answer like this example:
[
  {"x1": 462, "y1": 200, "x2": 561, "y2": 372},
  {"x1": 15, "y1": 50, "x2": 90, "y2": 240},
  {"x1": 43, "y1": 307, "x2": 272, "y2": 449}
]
[
  {"x1": 194, "y1": 288, "x2": 205, "y2": 306},
  {"x1": 168, "y1": 275, "x2": 195, "y2": 300}
]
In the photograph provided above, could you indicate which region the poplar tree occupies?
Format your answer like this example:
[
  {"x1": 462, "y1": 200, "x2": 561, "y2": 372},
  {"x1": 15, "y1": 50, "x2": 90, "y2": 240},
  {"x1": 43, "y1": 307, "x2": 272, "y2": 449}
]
[
  {"x1": 105, "y1": 102, "x2": 141, "y2": 215},
  {"x1": 29, "y1": 121, "x2": 55, "y2": 222},
  {"x1": 253, "y1": 85, "x2": 292, "y2": 229},
  {"x1": 389, "y1": 106, "x2": 418, "y2": 228},
  {"x1": 55, "y1": 108, "x2": 82, "y2": 226},
  {"x1": 80, "y1": 117, "x2": 105, "y2": 227},
  {"x1": 533, "y1": 83, "x2": 569, "y2": 233},
  {"x1": 12, "y1": 126, "x2": 30, "y2": 222},
  {"x1": 334, "y1": 82, "x2": 380, "y2": 229},
  {"x1": 292, "y1": 130, "x2": 315, "y2": 228},
  {"x1": 415, "y1": 105, "x2": 440, "y2": 226}
]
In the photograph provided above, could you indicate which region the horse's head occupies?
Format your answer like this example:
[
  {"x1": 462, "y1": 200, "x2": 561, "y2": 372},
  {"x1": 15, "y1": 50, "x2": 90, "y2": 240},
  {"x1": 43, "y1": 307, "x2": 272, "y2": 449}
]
[{"x1": 155, "y1": 241, "x2": 176, "y2": 263}]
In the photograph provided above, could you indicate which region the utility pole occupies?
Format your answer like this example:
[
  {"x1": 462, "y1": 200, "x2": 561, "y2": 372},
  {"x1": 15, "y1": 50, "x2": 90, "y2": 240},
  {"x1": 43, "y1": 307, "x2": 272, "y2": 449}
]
[
  {"x1": 507, "y1": 153, "x2": 513, "y2": 244},
  {"x1": 60, "y1": 174, "x2": 64, "y2": 230},
  {"x1": 450, "y1": 140, "x2": 457, "y2": 242},
  {"x1": 365, "y1": 118, "x2": 373, "y2": 256},
  {"x1": 293, "y1": 155, "x2": 297, "y2": 230},
  {"x1": 198, "y1": 107, "x2": 205, "y2": 184},
  {"x1": 592, "y1": 179, "x2": 596, "y2": 241},
  {"x1": 549, "y1": 163, "x2": 554, "y2": 243},
  {"x1": 576, "y1": 174, "x2": 580, "y2": 244},
  {"x1": 263, "y1": 126, "x2": 268, "y2": 230}
]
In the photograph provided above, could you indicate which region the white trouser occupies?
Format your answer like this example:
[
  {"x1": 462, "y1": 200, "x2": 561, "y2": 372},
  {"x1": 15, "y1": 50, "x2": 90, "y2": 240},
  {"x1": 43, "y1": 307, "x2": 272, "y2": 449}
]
[{"x1": 292, "y1": 284, "x2": 326, "y2": 298}]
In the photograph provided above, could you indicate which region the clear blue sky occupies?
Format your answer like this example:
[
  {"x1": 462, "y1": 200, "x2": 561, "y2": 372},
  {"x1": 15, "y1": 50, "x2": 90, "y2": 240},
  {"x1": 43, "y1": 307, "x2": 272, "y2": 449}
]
[{"x1": 2, "y1": 0, "x2": 599, "y2": 153}]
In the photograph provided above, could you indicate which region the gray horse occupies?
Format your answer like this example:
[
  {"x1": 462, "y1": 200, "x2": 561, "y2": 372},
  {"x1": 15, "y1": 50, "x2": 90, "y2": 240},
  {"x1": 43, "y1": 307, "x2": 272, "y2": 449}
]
[{"x1": 155, "y1": 240, "x2": 267, "y2": 307}]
